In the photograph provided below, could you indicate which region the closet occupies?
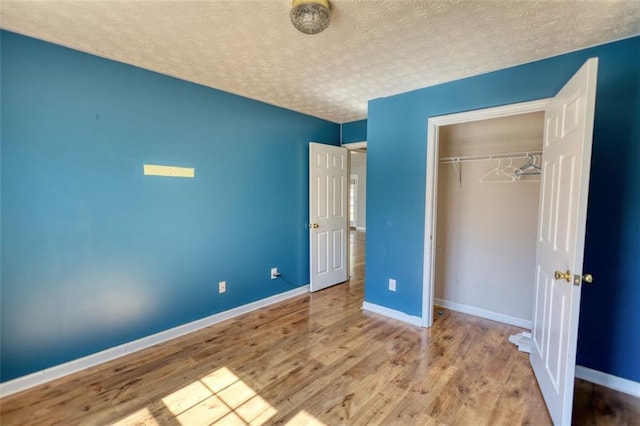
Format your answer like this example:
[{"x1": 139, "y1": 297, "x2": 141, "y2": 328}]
[{"x1": 434, "y1": 112, "x2": 544, "y2": 327}]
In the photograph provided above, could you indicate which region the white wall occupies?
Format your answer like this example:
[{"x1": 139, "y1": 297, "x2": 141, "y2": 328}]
[
  {"x1": 350, "y1": 151, "x2": 367, "y2": 229},
  {"x1": 435, "y1": 113, "x2": 543, "y2": 323}
]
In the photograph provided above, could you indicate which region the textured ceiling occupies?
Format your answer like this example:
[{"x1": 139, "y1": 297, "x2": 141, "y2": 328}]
[{"x1": 1, "y1": 1, "x2": 639, "y2": 123}]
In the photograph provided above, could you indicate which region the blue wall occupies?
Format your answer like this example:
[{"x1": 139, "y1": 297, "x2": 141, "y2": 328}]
[
  {"x1": 0, "y1": 31, "x2": 339, "y2": 382},
  {"x1": 366, "y1": 37, "x2": 640, "y2": 382},
  {"x1": 341, "y1": 119, "x2": 367, "y2": 143}
]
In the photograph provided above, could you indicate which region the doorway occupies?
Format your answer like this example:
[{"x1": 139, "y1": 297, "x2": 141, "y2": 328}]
[
  {"x1": 346, "y1": 143, "x2": 367, "y2": 232},
  {"x1": 434, "y1": 111, "x2": 544, "y2": 329},
  {"x1": 309, "y1": 142, "x2": 349, "y2": 292},
  {"x1": 308, "y1": 141, "x2": 366, "y2": 292},
  {"x1": 345, "y1": 142, "x2": 367, "y2": 281},
  {"x1": 422, "y1": 99, "x2": 550, "y2": 327}
]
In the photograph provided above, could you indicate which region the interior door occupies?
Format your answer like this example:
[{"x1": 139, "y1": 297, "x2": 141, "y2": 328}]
[
  {"x1": 309, "y1": 142, "x2": 348, "y2": 292},
  {"x1": 530, "y1": 58, "x2": 598, "y2": 425}
]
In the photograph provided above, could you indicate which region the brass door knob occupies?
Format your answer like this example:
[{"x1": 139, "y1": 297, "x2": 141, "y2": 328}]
[
  {"x1": 311, "y1": 223, "x2": 319, "y2": 229},
  {"x1": 554, "y1": 270, "x2": 571, "y2": 283}
]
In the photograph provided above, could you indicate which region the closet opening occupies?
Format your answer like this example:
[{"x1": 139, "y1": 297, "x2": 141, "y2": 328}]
[{"x1": 422, "y1": 99, "x2": 550, "y2": 328}]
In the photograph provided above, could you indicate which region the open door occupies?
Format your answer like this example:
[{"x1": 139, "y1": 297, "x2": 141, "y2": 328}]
[
  {"x1": 531, "y1": 58, "x2": 598, "y2": 425},
  {"x1": 309, "y1": 142, "x2": 348, "y2": 292}
]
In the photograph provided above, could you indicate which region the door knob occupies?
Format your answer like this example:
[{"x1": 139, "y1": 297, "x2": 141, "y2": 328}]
[
  {"x1": 554, "y1": 270, "x2": 571, "y2": 283},
  {"x1": 311, "y1": 223, "x2": 319, "y2": 229}
]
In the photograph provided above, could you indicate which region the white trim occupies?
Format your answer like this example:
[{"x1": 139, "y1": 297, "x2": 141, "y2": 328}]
[
  {"x1": 0, "y1": 285, "x2": 310, "y2": 398},
  {"x1": 435, "y1": 298, "x2": 532, "y2": 329},
  {"x1": 356, "y1": 227, "x2": 366, "y2": 231},
  {"x1": 575, "y1": 366, "x2": 640, "y2": 398},
  {"x1": 422, "y1": 99, "x2": 551, "y2": 328},
  {"x1": 349, "y1": 174, "x2": 358, "y2": 229},
  {"x1": 362, "y1": 302, "x2": 423, "y2": 327},
  {"x1": 343, "y1": 141, "x2": 367, "y2": 150}
]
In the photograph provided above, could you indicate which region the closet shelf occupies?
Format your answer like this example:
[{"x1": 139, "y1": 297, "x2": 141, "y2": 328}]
[{"x1": 439, "y1": 150, "x2": 542, "y2": 164}]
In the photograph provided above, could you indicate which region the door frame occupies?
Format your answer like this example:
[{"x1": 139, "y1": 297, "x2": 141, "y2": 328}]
[
  {"x1": 349, "y1": 174, "x2": 358, "y2": 228},
  {"x1": 343, "y1": 141, "x2": 367, "y2": 151},
  {"x1": 421, "y1": 99, "x2": 551, "y2": 327},
  {"x1": 345, "y1": 142, "x2": 367, "y2": 232}
]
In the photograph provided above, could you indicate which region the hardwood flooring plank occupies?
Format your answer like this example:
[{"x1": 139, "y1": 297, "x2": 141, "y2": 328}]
[
  {"x1": 572, "y1": 378, "x2": 640, "y2": 426},
  {"x1": 1, "y1": 230, "x2": 638, "y2": 426}
]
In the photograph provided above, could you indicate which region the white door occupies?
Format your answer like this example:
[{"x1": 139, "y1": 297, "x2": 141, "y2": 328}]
[
  {"x1": 530, "y1": 58, "x2": 598, "y2": 425},
  {"x1": 309, "y1": 142, "x2": 348, "y2": 292}
]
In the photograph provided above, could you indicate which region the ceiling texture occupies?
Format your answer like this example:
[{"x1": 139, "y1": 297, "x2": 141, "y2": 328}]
[{"x1": 1, "y1": 0, "x2": 639, "y2": 123}]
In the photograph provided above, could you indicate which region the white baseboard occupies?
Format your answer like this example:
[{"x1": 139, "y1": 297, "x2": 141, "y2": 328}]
[
  {"x1": 435, "y1": 298, "x2": 532, "y2": 329},
  {"x1": 362, "y1": 302, "x2": 423, "y2": 327},
  {"x1": 575, "y1": 365, "x2": 640, "y2": 398},
  {"x1": 0, "y1": 285, "x2": 310, "y2": 398}
]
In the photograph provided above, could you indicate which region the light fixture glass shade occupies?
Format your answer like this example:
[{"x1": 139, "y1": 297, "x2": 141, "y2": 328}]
[{"x1": 290, "y1": 0, "x2": 331, "y2": 35}]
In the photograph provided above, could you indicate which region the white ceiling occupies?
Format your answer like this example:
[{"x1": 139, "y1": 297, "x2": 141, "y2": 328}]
[{"x1": 1, "y1": 1, "x2": 639, "y2": 123}]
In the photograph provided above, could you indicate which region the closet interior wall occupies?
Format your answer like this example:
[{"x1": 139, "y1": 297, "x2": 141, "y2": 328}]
[{"x1": 434, "y1": 112, "x2": 544, "y2": 325}]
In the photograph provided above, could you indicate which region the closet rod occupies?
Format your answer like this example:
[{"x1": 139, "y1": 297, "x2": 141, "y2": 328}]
[{"x1": 439, "y1": 150, "x2": 542, "y2": 164}]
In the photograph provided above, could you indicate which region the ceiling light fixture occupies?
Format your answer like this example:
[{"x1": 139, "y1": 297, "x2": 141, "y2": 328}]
[{"x1": 290, "y1": 0, "x2": 332, "y2": 35}]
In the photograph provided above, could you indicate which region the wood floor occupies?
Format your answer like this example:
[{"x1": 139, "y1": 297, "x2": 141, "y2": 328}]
[{"x1": 1, "y1": 230, "x2": 638, "y2": 425}]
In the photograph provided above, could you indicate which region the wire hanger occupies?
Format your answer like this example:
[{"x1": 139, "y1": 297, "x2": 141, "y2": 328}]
[
  {"x1": 479, "y1": 158, "x2": 517, "y2": 183},
  {"x1": 515, "y1": 154, "x2": 541, "y2": 178},
  {"x1": 451, "y1": 157, "x2": 462, "y2": 188}
]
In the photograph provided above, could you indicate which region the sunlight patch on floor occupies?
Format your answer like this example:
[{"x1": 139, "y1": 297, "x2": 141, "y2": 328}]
[
  {"x1": 111, "y1": 407, "x2": 161, "y2": 425},
  {"x1": 168, "y1": 367, "x2": 276, "y2": 425},
  {"x1": 162, "y1": 380, "x2": 212, "y2": 415},
  {"x1": 113, "y1": 366, "x2": 278, "y2": 425},
  {"x1": 285, "y1": 410, "x2": 328, "y2": 426}
]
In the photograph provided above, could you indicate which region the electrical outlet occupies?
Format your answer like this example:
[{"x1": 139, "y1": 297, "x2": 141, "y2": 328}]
[
  {"x1": 219, "y1": 281, "x2": 226, "y2": 293},
  {"x1": 389, "y1": 279, "x2": 396, "y2": 292},
  {"x1": 271, "y1": 267, "x2": 279, "y2": 280}
]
